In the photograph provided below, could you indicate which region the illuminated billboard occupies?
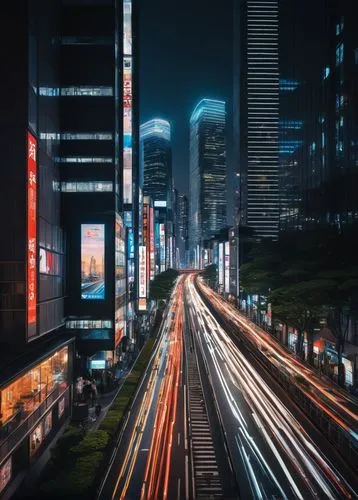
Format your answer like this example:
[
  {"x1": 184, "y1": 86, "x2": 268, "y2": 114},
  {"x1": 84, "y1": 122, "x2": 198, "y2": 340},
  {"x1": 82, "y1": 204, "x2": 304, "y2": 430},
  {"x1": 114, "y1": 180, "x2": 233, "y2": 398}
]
[
  {"x1": 139, "y1": 246, "x2": 146, "y2": 298},
  {"x1": 115, "y1": 215, "x2": 125, "y2": 347},
  {"x1": 224, "y1": 241, "x2": 230, "y2": 293},
  {"x1": 27, "y1": 131, "x2": 37, "y2": 338},
  {"x1": 123, "y1": 0, "x2": 132, "y2": 55},
  {"x1": 159, "y1": 224, "x2": 166, "y2": 273},
  {"x1": 150, "y1": 206, "x2": 155, "y2": 280},
  {"x1": 123, "y1": 53, "x2": 132, "y2": 203},
  {"x1": 218, "y1": 243, "x2": 224, "y2": 287},
  {"x1": 81, "y1": 224, "x2": 105, "y2": 300}
]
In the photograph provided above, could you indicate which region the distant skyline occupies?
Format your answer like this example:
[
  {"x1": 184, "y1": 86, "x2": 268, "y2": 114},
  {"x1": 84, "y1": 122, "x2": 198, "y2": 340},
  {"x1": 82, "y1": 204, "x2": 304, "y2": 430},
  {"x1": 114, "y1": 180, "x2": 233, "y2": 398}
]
[{"x1": 139, "y1": 0, "x2": 233, "y2": 221}]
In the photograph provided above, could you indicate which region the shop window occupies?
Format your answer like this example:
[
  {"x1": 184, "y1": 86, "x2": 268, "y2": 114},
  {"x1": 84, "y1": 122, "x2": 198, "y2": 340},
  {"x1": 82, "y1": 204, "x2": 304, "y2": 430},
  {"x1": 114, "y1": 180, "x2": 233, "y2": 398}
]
[
  {"x1": 58, "y1": 397, "x2": 65, "y2": 418},
  {"x1": 30, "y1": 423, "x2": 43, "y2": 456},
  {"x1": 0, "y1": 347, "x2": 68, "y2": 428},
  {"x1": 44, "y1": 411, "x2": 52, "y2": 437}
]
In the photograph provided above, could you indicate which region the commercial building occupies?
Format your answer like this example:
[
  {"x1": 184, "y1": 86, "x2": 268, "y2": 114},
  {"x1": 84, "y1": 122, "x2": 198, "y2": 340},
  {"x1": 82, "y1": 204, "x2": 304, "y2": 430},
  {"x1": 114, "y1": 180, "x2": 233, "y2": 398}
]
[
  {"x1": 234, "y1": 0, "x2": 280, "y2": 239},
  {"x1": 0, "y1": 0, "x2": 139, "y2": 494},
  {"x1": 178, "y1": 193, "x2": 189, "y2": 268},
  {"x1": 60, "y1": 0, "x2": 136, "y2": 365},
  {"x1": 0, "y1": 2, "x2": 74, "y2": 495},
  {"x1": 189, "y1": 99, "x2": 227, "y2": 267}
]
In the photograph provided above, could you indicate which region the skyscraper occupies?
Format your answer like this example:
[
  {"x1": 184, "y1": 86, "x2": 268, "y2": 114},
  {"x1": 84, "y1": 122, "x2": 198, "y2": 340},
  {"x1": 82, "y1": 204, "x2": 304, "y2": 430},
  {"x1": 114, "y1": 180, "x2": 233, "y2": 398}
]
[
  {"x1": 189, "y1": 99, "x2": 227, "y2": 266},
  {"x1": 234, "y1": 0, "x2": 280, "y2": 239},
  {"x1": 140, "y1": 119, "x2": 172, "y2": 207}
]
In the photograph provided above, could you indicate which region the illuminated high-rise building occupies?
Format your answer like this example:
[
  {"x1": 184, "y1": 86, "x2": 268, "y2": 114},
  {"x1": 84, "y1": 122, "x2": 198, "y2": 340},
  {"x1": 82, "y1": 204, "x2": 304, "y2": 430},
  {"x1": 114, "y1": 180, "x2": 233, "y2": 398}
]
[
  {"x1": 140, "y1": 119, "x2": 172, "y2": 208},
  {"x1": 189, "y1": 99, "x2": 227, "y2": 266},
  {"x1": 234, "y1": 0, "x2": 280, "y2": 239}
]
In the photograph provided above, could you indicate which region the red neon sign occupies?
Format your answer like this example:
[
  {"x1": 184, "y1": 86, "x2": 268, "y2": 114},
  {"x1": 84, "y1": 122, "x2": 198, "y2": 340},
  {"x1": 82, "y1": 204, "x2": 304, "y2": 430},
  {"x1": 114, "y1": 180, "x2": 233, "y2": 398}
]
[{"x1": 27, "y1": 131, "x2": 37, "y2": 335}]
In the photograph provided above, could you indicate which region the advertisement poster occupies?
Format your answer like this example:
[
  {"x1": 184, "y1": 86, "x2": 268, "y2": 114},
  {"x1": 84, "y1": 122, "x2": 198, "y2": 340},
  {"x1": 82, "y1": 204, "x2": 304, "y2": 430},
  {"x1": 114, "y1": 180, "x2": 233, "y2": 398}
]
[
  {"x1": 81, "y1": 224, "x2": 105, "y2": 300},
  {"x1": 27, "y1": 131, "x2": 37, "y2": 338},
  {"x1": 224, "y1": 241, "x2": 230, "y2": 293},
  {"x1": 0, "y1": 457, "x2": 11, "y2": 494}
]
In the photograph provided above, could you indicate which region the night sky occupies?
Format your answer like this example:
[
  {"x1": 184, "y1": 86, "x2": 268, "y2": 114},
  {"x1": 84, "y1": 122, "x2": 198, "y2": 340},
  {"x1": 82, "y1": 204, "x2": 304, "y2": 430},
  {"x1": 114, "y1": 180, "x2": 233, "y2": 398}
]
[{"x1": 140, "y1": 0, "x2": 233, "y2": 218}]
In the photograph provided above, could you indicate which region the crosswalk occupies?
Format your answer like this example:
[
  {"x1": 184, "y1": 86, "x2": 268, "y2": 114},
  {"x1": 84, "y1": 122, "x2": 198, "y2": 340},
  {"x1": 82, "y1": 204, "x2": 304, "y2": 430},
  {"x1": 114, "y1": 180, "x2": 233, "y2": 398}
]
[{"x1": 187, "y1": 350, "x2": 224, "y2": 498}]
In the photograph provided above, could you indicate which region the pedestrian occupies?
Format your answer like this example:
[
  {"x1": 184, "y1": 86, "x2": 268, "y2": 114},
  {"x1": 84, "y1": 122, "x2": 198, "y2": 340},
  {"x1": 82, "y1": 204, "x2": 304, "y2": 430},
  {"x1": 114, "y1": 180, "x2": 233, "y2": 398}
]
[{"x1": 95, "y1": 403, "x2": 102, "y2": 417}]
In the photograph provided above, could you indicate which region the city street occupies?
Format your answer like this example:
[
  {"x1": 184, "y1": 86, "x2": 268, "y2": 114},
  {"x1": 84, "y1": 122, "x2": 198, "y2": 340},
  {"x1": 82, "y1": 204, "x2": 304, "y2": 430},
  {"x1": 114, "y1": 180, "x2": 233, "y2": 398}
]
[
  {"x1": 187, "y1": 274, "x2": 358, "y2": 499},
  {"x1": 98, "y1": 277, "x2": 186, "y2": 500}
]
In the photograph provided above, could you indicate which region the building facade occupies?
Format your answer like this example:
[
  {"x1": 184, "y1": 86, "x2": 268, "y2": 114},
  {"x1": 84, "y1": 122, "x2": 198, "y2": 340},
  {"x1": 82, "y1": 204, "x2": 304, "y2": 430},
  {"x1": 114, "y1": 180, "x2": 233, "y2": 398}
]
[
  {"x1": 140, "y1": 119, "x2": 174, "y2": 273},
  {"x1": 189, "y1": 99, "x2": 227, "y2": 267},
  {"x1": 0, "y1": 2, "x2": 74, "y2": 495},
  {"x1": 234, "y1": 0, "x2": 280, "y2": 240}
]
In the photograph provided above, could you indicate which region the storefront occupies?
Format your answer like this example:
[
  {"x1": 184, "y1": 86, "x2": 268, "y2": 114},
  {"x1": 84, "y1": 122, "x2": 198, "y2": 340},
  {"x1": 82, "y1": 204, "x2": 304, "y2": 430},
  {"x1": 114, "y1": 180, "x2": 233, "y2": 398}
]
[
  {"x1": 0, "y1": 339, "x2": 73, "y2": 497},
  {"x1": 0, "y1": 347, "x2": 68, "y2": 427}
]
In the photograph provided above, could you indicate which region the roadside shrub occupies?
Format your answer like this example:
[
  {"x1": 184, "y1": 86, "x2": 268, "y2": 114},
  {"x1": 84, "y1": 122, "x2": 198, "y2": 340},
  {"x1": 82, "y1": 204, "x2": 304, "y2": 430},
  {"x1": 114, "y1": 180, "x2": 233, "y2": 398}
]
[{"x1": 70, "y1": 430, "x2": 109, "y2": 454}]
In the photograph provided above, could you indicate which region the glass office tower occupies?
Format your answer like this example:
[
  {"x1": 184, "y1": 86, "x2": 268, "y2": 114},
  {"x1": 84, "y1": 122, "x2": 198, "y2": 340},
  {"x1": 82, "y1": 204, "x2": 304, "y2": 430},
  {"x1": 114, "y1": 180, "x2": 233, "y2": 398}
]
[
  {"x1": 235, "y1": 0, "x2": 280, "y2": 239},
  {"x1": 189, "y1": 99, "x2": 227, "y2": 267}
]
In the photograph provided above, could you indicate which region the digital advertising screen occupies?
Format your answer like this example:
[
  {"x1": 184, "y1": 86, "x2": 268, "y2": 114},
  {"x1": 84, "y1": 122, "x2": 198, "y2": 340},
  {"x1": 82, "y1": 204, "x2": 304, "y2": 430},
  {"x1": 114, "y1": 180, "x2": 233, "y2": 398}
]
[
  {"x1": 27, "y1": 131, "x2": 37, "y2": 338},
  {"x1": 81, "y1": 224, "x2": 105, "y2": 300}
]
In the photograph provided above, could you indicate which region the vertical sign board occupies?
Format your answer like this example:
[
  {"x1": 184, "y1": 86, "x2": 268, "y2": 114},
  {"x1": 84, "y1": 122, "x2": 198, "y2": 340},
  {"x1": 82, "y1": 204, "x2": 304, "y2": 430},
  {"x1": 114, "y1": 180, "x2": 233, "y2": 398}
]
[
  {"x1": 149, "y1": 206, "x2": 155, "y2": 280},
  {"x1": 218, "y1": 243, "x2": 224, "y2": 288},
  {"x1": 123, "y1": 0, "x2": 132, "y2": 204},
  {"x1": 27, "y1": 131, "x2": 37, "y2": 338},
  {"x1": 115, "y1": 214, "x2": 125, "y2": 347},
  {"x1": 224, "y1": 241, "x2": 230, "y2": 293},
  {"x1": 159, "y1": 224, "x2": 166, "y2": 272},
  {"x1": 139, "y1": 246, "x2": 146, "y2": 298}
]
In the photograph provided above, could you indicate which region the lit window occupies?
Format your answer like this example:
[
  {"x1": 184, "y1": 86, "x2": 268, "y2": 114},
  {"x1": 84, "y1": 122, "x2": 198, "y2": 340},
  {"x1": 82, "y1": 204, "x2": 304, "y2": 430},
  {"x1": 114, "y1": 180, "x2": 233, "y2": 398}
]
[
  {"x1": 60, "y1": 87, "x2": 113, "y2": 96},
  {"x1": 56, "y1": 157, "x2": 113, "y2": 163},
  {"x1": 65, "y1": 319, "x2": 113, "y2": 329},
  {"x1": 39, "y1": 87, "x2": 60, "y2": 96},
  {"x1": 61, "y1": 132, "x2": 113, "y2": 140},
  {"x1": 61, "y1": 181, "x2": 113, "y2": 192},
  {"x1": 336, "y1": 43, "x2": 344, "y2": 66},
  {"x1": 323, "y1": 66, "x2": 330, "y2": 79}
]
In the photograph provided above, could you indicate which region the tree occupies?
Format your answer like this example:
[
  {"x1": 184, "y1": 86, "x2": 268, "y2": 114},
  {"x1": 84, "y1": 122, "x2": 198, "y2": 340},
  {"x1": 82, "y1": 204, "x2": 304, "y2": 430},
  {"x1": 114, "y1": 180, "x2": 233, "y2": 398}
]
[
  {"x1": 201, "y1": 264, "x2": 217, "y2": 290},
  {"x1": 149, "y1": 269, "x2": 179, "y2": 301},
  {"x1": 270, "y1": 280, "x2": 333, "y2": 361},
  {"x1": 318, "y1": 268, "x2": 358, "y2": 386}
]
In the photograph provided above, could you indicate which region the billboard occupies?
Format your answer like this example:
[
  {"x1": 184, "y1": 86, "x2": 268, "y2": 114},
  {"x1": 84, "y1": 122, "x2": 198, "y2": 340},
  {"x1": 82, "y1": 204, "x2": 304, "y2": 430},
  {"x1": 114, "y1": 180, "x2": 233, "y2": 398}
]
[
  {"x1": 123, "y1": 56, "x2": 132, "y2": 204},
  {"x1": 115, "y1": 215, "x2": 125, "y2": 347},
  {"x1": 81, "y1": 224, "x2": 105, "y2": 300},
  {"x1": 159, "y1": 224, "x2": 166, "y2": 272},
  {"x1": 150, "y1": 206, "x2": 155, "y2": 280},
  {"x1": 139, "y1": 246, "x2": 146, "y2": 298},
  {"x1": 123, "y1": 0, "x2": 132, "y2": 55},
  {"x1": 27, "y1": 131, "x2": 37, "y2": 338},
  {"x1": 218, "y1": 243, "x2": 224, "y2": 287},
  {"x1": 224, "y1": 241, "x2": 230, "y2": 293},
  {"x1": 127, "y1": 228, "x2": 134, "y2": 259}
]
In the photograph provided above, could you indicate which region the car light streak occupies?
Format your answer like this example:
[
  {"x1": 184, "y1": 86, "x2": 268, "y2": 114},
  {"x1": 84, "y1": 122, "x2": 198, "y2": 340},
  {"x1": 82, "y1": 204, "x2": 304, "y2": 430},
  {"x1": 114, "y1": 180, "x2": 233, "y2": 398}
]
[
  {"x1": 185, "y1": 275, "x2": 357, "y2": 499},
  {"x1": 141, "y1": 278, "x2": 184, "y2": 500},
  {"x1": 197, "y1": 278, "x2": 358, "y2": 435},
  {"x1": 111, "y1": 278, "x2": 183, "y2": 500}
]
